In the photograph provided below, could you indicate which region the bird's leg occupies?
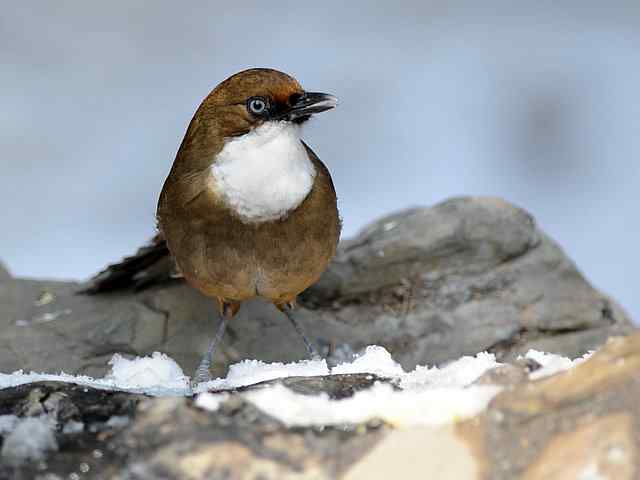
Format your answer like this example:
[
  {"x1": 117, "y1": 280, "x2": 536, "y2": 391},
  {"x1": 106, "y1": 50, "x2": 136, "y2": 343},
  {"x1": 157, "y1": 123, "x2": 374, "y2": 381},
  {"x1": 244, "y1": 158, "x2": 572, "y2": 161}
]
[
  {"x1": 193, "y1": 301, "x2": 235, "y2": 386},
  {"x1": 280, "y1": 301, "x2": 321, "y2": 360}
]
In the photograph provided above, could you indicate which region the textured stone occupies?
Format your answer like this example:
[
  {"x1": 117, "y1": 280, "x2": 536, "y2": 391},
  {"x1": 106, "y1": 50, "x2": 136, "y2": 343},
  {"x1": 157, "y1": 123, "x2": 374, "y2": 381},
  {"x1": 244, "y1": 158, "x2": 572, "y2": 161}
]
[
  {"x1": 0, "y1": 197, "x2": 633, "y2": 379},
  {"x1": 3, "y1": 334, "x2": 640, "y2": 479},
  {"x1": 0, "y1": 377, "x2": 388, "y2": 479},
  {"x1": 0, "y1": 263, "x2": 10, "y2": 282},
  {"x1": 458, "y1": 332, "x2": 640, "y2": 479}
]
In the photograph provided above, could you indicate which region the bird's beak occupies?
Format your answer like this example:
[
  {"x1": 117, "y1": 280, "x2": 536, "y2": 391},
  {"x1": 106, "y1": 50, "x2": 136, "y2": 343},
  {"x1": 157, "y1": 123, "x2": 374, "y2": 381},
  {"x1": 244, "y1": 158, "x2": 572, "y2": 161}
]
[{"x1": 278, "y1": 92, "x2": 338, "y2": 121}]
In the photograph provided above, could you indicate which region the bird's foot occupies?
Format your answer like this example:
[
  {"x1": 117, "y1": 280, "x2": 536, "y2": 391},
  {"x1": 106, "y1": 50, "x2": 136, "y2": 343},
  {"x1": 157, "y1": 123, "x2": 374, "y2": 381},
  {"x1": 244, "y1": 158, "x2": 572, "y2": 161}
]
[
  {"x1": 192, "y1": 357, "x2": 213, "y2": 387},
  {"x1": 281, "y1": 303, "x2": 322, "y2": 360},
  {"x1": 191, "y1": 311, "x2": 230, "y2": 390}
]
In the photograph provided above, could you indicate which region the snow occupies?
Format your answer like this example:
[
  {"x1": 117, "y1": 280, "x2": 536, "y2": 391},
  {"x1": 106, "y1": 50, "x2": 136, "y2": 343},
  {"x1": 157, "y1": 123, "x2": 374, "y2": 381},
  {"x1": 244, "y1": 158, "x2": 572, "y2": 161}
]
[
  {"x1": 105, "y1": 352, "x2": 189, "y2": 391},
  {"x1": 1, "y1": 416, "x2": 58, "y2": 465},
  {"x1": 194, "y1": 392, "x2": 229, "y2": 412},
  {"x1": 332, "y1": 345, "x2": 405, "y2": 377},
  {"x1": 0, "y1": 346, "x2": 592, "y2": 429},
  {"x1": 238, "y1": 349, "x2": 502, "y2": 427},
  {"x1": 195, "y1": 357, "x2": 329, "y2": 393},
  {"x1": 244, "y1": 382, "x2": 500, "y2": 427},
  {"x1": 0, "y1": 351, "x2": 191, "y2": 396},
  {"x1": 400, "y1": 351, "x2": 501, "y2": 390},
  {"x1": 523, "y1": 349, "x2": 592, "y2": 380}
]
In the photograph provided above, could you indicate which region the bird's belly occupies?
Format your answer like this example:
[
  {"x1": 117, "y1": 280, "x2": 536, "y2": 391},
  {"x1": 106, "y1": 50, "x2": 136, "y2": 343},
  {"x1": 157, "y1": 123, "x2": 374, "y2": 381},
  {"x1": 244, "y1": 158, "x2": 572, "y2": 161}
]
[{"x1": 178, "y1": 232, "x2": 333, "y2": 304}]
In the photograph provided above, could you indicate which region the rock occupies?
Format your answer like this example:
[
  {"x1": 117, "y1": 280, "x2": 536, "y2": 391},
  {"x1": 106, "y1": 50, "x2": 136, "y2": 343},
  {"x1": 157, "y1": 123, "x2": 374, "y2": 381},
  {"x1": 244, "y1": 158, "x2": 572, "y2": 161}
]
[
  {"x1": 3, "y1": 333, "x2": 640, "y2": 479},
  {"x1": 0, "y1": 376, "x2": 390, "y2": 479},
  {"x1": 228, "y1": 373, "x2": 387, "y2": 398},
  {"x1": 0, "y1": 262, "x2": 10, "y2": 282},
  {"x1": 302, "y1": 197, "x2": 633, "y2": 367},
  {"x1": 1, "y1": 416, "x2": 58, "y2": 466},
  {"x1": 455, "y1": 332, "x2": 640, "y2": 479},
  {"x1": 0, "y1": 197, "x2": 633, "y2": 378},
  {"x1": 0, "y1": 278, "x2": 169, "y2": 377}
]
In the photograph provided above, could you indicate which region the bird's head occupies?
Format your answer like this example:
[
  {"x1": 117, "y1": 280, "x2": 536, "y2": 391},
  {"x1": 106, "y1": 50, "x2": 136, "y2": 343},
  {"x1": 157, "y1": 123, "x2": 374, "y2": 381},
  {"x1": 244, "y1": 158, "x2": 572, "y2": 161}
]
[
  {"x1": 170, "y1": 68, "x2": 337, "y2": 177},
  {"x1": 195, "y1": 68, "x2": 337, "y2": 139}
]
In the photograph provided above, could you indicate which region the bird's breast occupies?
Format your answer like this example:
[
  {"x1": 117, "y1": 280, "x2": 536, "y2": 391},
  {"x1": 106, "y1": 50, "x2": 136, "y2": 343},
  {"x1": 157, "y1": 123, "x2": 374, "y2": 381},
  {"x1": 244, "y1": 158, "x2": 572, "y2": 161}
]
[{"x1": 209, "y1": 121, "x2": 316, "y2": 223}]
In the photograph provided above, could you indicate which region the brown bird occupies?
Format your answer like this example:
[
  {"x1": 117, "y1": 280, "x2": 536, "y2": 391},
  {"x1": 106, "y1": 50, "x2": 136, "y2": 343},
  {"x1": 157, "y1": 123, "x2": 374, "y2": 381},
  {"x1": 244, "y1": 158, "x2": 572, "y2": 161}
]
[{"x1": 156, "y1": 68, "x2": 340, "y2": 383}]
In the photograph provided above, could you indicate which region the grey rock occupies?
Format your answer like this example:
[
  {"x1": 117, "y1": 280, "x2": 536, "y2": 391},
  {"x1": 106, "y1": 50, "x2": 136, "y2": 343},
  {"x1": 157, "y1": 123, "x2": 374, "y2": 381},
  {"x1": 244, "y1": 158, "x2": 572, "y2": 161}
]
[
  {"x1": 0, "y1": 197, "x2": 633, "y2": 378},
  {"x1": 303, "y1": 197, "x2": 634, "y2": 367},
  {"x1": 1, "y1": 416, "x2": 58, "y2": 467},
  {"x1": 0, "y1": 262, "x2": 11, "y2": 282},
  {"x1": 0, "y1": 378, "x2": 388, "y2": 479},
  {"x1": 3, "y1": 334, "x2": 640, "y2": 479}
]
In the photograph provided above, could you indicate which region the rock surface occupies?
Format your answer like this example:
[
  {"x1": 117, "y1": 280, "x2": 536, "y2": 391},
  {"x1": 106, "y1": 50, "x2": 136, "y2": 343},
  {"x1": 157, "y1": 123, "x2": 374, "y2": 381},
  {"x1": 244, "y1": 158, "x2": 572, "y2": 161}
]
[
  {"x1": 0, "y1": 197, "x2": 632, "y2": 378},
  {"x1": 2, "y1": 333, "x2": 640, "y2": 479},
  {"x1": 1, "y1": 196, "x2": 639, "y2": 479},
  {"x1": 461, "y1": 332, "x2": 640, "y2": 479},
  {"x1": 0, "y1": 263, "x2": 10, "y2": 282}
]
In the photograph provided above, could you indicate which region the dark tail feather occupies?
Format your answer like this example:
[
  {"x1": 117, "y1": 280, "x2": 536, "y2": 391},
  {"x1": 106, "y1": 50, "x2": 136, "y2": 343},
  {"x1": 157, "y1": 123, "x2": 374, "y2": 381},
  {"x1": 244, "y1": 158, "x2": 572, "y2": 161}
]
[{"x1": 80, "y1": 234, "x2": 179, "y2": 294}]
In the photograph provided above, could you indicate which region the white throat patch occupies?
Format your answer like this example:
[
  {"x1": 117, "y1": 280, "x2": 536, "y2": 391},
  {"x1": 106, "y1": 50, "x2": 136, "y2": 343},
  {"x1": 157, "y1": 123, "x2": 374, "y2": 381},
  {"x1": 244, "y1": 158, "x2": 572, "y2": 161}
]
[{"x1": 210, "y1": 122, "x2": 316, "y2": 223}]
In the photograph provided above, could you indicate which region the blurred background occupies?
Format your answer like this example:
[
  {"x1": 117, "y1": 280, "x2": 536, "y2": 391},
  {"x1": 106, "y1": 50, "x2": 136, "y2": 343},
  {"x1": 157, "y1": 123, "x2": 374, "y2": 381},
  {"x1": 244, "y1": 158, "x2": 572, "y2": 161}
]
[{"x1": 1, "y1": 2, "x2": 639, "y2": 320}]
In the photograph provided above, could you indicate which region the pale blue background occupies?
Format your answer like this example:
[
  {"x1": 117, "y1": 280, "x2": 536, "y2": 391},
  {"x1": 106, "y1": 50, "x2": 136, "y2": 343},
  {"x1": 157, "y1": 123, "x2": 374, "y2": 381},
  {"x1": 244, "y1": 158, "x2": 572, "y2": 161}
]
[{"x1": 2, "y1": 2, "x2": 639, "y2": 320}]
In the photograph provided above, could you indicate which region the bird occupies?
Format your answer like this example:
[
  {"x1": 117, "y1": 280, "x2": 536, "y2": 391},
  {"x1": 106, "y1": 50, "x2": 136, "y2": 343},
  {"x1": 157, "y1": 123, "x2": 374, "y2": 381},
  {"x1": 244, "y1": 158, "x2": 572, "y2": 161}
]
[{"x1": 156, "y1": 68, "x2": 341, "y2": 383}]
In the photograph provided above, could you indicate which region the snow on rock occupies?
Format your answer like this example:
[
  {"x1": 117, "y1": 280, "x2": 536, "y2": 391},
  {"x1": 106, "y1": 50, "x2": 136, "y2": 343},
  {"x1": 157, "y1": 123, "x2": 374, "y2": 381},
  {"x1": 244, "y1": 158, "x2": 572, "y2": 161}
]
[
  {"x1": 523, "y1": 349, "x2": 592, "y2": 380},
  {"x1": 244, "y1": 382, "x2": 500, "y2": 428},
  {"x1": 0, "y1": 352, "x2": 191, "y2": 396},
  {"x1": 0, "y1": 345, "x2": 593, "y2": 429},
  {"x1": 400, "y1": 352, "x2": 501, "y2": 390},
  {"x1": 195, "y1": 357, "x2": 329, "y2": 393},
  {"x1": 233, "y1": 349, "x2": 503, "y2": 427},
  {"x1": 332, "y1": 345, "x2": 405, "y2": 377},
  {"x1": 106, "y1": 352, "x2": 190, "y2": 391},
  {"x1": 194, "y1": 392, "x2": 230, "y2": 412},
  {"x1": 1, "y1": 416, "x2": 58, "y2": 465}
]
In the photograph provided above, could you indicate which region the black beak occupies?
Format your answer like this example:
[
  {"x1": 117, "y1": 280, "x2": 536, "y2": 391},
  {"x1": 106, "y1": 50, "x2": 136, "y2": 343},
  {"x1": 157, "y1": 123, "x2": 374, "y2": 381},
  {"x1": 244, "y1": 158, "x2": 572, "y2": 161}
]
[{"x1": 277, "y1": 92, "x2": 338, "y2": 121}]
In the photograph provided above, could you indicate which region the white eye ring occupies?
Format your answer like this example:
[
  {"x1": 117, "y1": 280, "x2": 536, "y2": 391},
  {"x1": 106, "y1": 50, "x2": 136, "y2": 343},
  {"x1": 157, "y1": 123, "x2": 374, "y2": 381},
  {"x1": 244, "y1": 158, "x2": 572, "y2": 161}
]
[{"x1": 248, "y1": 97, "x2": 267, "y2": 115}]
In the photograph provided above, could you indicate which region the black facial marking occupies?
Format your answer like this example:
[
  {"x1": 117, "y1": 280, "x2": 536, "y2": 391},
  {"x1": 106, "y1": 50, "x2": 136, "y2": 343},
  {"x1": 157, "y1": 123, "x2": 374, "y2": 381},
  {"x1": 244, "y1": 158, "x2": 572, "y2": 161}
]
[
  {"x1": 245, "y1": 92, "x2": 312, "y2": 124},
  {"x1": 292, "y1": 114, "x2": 311, "y2": 124},
  {"x1": 267, "y1": 99, "x2": 294, "y2": 121},
  {"x1": 288, "y1": 92, "x2": 303, "y2": 106}
]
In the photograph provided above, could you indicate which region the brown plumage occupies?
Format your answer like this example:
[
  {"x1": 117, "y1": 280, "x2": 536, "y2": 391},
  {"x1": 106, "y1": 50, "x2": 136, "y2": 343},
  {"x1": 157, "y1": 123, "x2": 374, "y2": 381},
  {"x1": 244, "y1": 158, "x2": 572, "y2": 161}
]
[{"x1": 156, "y1": 68, "x2": 340, "y2": 382}]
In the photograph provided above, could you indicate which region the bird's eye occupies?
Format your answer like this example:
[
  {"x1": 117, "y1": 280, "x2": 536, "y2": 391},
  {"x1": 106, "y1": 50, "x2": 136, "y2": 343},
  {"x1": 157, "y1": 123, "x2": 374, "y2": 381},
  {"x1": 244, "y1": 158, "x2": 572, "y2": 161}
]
[{"x1": 247, "y1": 97, "x2": 268, "y2": 115}]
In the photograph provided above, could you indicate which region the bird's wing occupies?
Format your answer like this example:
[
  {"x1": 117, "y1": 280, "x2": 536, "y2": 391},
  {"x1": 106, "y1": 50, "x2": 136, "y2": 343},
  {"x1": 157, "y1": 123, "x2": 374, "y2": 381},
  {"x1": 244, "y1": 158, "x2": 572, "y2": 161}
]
[
  {"x1": 302, "y1": 141, "x2": 342, "y2": 237},
  {"x1": 80, "y1": 233, "x2": 180, "y2": 294},
  {"x1": 301, "y1": 140, "x2": 338, "y2": 198},
  {"x1": 84, "y1": 143, "x2": 333, "y2": 295}
]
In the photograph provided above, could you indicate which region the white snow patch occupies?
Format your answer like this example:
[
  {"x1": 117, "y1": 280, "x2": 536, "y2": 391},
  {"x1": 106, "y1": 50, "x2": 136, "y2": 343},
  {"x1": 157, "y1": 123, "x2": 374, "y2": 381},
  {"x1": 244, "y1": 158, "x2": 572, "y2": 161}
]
[
  {"x1": 400, "y1": 352, "x2": 500, "y2": 390},
  {"x1": 1, "y1": 416, "x2": 58, "y2": 465},
  {"x1": 0, "y1": 351, "x2": 191, "y2": 396},
  {"x1": 194, "y1": 357, "x2": 329, "y2": 393},
  {"x1": 106, "y1": 352, "x2": 189, "y2": 390},
  {"x1": 332, "y1": 345, "x2": 405, "y2": 378},
  {"x1": 523, "y1": 349, "x2": 592, "y2": 380},
  {"x1": 0, "y1": 345, "x2": 593, "y2": 428},
  {"x1": 239, "y1": 349, "x2": 502, "y2": 427},
  {"x1": 195, "y1": 392, "x2": 229, "y2": 412},
  {"x1": 245, "y1": 382, "x2": 500, "y2": 427}
]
